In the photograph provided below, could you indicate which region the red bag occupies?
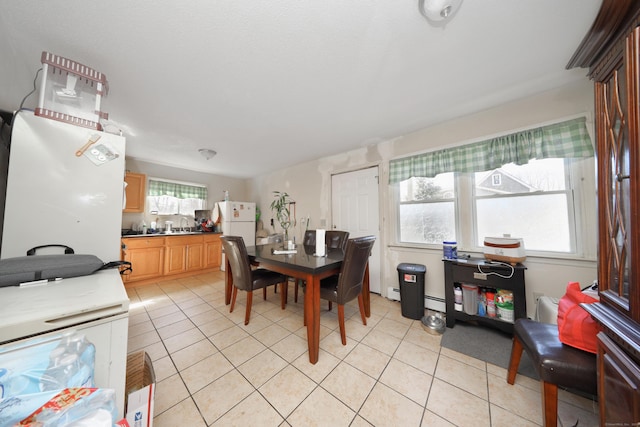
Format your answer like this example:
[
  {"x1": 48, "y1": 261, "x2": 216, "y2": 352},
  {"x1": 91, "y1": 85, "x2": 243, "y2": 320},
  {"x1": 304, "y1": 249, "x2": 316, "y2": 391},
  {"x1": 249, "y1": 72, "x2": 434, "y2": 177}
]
[{"x1": 557, "y1": 281, "x2": 600, "y2": 353}]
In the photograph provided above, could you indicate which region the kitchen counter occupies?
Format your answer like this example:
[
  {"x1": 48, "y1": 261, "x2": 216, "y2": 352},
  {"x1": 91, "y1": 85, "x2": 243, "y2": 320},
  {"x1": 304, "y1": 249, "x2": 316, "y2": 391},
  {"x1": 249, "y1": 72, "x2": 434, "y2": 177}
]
[{"x1": 121, "y1": 231, "x2": 222, "y2": 237}]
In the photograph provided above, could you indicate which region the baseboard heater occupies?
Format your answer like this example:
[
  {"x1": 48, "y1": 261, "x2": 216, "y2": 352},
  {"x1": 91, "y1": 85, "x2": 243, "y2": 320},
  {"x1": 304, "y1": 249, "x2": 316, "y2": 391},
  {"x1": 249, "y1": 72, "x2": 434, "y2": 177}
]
[{"x1": 386, "y1": 287, "x2": 446, "y2": 313}]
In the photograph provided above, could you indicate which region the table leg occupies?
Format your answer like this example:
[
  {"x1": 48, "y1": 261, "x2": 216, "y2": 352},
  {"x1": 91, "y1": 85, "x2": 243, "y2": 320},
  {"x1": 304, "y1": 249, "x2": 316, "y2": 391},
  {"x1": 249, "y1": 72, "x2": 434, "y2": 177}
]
[
  {"x1": 305, "y1": 272, "x2": 320, "y2": 364},
  {"x1": 363, "y1": 262, "x2": 371, "y2": 317}
]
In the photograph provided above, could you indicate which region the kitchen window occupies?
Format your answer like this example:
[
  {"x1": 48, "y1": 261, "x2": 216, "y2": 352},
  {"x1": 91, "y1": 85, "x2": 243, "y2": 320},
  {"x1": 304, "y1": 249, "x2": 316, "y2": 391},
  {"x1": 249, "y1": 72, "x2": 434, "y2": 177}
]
[
  {"x1": 391, "y1": 117, "x2": 596, "y2": 258},
  {"x1": 147, "y1": 179, "x2": 207, "y2": 216}
]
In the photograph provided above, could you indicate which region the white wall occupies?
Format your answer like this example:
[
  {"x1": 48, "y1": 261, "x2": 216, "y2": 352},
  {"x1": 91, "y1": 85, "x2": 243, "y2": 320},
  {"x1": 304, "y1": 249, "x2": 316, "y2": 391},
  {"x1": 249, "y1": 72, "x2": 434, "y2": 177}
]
[
  {"x1": 249, "y1": 79, "x2": 597, "y2": 319},
  {"x1": 122, "y1": 158, "x2": 250, "y2": 229}
]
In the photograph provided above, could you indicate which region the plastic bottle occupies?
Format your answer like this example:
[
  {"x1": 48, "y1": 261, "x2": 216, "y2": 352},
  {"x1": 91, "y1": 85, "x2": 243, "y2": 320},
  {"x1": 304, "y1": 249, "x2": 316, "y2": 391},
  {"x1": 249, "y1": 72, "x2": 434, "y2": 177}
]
[{"x1": 454, "y1": 285, "x2": 463, "y2": 311}]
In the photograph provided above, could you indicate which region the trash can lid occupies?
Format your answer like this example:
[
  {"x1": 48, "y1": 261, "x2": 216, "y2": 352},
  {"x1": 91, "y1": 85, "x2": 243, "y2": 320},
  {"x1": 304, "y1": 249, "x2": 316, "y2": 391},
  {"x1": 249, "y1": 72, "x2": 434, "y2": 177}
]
[{"x1": 397, "y1": 263, "x2": 426, "y2": 273}]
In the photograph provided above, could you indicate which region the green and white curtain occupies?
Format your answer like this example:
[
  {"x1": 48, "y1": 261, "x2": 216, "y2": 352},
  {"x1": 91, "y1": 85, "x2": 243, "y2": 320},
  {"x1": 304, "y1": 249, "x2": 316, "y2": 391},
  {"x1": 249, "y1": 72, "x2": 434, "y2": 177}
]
[
  {"x1": 148, "y1": 180, "x2": 207, "y2": 199},
  {"x1": 389, "y1": 117, "x2": 594, "y2": 183}
]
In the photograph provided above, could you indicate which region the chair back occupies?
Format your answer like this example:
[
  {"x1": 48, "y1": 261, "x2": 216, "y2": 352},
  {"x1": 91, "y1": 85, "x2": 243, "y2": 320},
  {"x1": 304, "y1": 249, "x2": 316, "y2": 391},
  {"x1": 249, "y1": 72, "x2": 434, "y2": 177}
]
[
  {"x1": 302, "y1": 230, "x2": 316, "y2": 247},
  {"x1": 336, "y1": 235, "x2": 375, "y2": 304},
  {"x1": 326, "y1": 230, "x2": 349, "y2": 251},
  {"x1": 220, "y1": 236, "x2": 253, "y2": 291}
]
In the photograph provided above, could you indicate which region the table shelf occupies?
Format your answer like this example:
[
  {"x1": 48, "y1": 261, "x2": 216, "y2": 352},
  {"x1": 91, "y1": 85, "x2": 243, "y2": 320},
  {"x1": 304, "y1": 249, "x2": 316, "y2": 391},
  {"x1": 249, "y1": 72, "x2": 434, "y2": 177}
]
[{"x1": 443, "y1": 258, "x2": 527, "y2": 334}]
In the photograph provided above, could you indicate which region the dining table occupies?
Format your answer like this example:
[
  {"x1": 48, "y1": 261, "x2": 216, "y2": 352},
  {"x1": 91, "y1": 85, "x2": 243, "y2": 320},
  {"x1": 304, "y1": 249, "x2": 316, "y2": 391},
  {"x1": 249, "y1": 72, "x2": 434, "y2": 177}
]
[{"x1": 224, "y1": 243, "x2": 370, "y2": 364}]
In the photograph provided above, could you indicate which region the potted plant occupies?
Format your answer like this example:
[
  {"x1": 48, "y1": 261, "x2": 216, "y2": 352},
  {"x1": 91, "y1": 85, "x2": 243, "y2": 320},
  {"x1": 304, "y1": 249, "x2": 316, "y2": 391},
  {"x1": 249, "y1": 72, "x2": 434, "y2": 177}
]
[{"x1": 270, "y1": 191, "x2": 293, "y2": 242}]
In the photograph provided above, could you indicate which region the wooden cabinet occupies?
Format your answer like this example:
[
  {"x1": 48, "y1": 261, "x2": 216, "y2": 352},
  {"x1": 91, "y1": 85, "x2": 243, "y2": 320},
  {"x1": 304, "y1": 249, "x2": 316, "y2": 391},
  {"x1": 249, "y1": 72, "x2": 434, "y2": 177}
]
[
  {"x1": 204, "y1": 234, "x2": 221, "y2": 269},
  {"x1": 568, "y1": 2, "x2": 640, "y2": 425},
  {"x1": 123, "y1": 173, "x2": 146, "y2": 213},
  {"x1": 121, "y1": 233, "x2": 221, "y2": 284},
  {"x1": 121, "y1": 237, "x2": 165, "y2": 282},
  {"x1": 443, "y1": 258, "x2": 526, "y2": 334},
  {"x1": 165, "y1": 235, "x2": 205, "y2": 275}
]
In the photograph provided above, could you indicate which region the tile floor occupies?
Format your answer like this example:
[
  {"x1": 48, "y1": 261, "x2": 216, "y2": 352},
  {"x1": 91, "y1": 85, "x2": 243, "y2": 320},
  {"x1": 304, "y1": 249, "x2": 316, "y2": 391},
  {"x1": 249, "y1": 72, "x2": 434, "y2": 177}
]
[{"x1": 126, "y1": 271, "x2": 599, "y2": 427}]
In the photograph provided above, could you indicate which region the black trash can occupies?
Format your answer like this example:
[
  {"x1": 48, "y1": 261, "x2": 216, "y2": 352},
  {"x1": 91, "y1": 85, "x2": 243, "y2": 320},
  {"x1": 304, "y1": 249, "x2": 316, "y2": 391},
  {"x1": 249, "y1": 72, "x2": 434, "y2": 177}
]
[{"x1": 397, "y1": 263, "x2": 427, "y2": 320}]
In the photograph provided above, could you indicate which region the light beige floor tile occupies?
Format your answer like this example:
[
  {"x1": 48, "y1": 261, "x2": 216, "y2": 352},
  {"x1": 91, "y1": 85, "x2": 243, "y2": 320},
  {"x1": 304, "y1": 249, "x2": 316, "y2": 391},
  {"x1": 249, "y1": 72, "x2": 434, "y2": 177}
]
[
  {"x1": 379, "y1": 358, "x2": 432, "y2": 406},
  {"x1": 439, "y1": 346, "x2": 486, "y2": 371},
  {"x1": 278, "y1": 313, "x2": 306, "y2": 332},
  {"x1": 137, "y1": 341, "x2": 167, "y2": 361},
  {"x1": 421, "y1": 410, "x2": 456, "y2": 426},
  {"x1": 128, "y1": 319, "x2": 155, "y2": 337},
  {"x1": 193, "y1": 370, "x2": 254, "y2": 425},
  {"x1": 175, "y1": 296, "x2": 206, "y2": 310},
  {"x1": 154, "y1": 373, "x2": 190, "y2": 416},
  {"x1": 237, "y1": 349, "x2": 288, "y2": 388},
  {"x1": 151, "y1": 311, "x2": 189, "y2": 329},
  {"x1": 127, "y1": 310, "x2": 150, "y2": 326},
  {"x1": 404, "y1": 326, "x2": 443, "y2": 352},
  {"x1": 222, "y1": 336, "x2": 267, "y2": 366},
  {"x1": 153, "y1": 397, "x2": 206, "y2": 427},
  {"x1": 163, "y1": 327, "x2": 206, "y2": 353},
  {"x1": 360, "y1": 329, "x2": 401, "y2": 356},
  {"x1": 127, "y1": 330, "x2": 161, "y2": 352},
  {"x1": 253, "y1": 323, "x2": 292, "y2": 347},
  {"x1": 180, "y1": 351, "x2": 234, "y2": 394},
  {"x1": 489, "y1": 404, "x2": 539, "y2": 427},
  {"x1": 487, "y1": 373, "x2": 542, "y2": 425},
  {"x1": 344, "y1": 343, "x2": 391, "y2": 379},
  {"x1": 238, "y1": 312, "x2": 273, "y2": 334},
  {"x1": 262, "y1": 305, "x2": 293, "y2": 322},
  {"x1": 344, "y1": 316, "x2": 371, "y2": 342},
  {"x1": 292, "y1": 349, "x2": 341, "y2": 383},
  {"x1": 170, "y1": 338, "x2": 218, "y2": 371},
  {"x1": 157, "y1": 319, "x2": 195, "y2": 340},
  {"x1": 393, "y1": 340, "x2": 439, "y2": 375},
  {"x1": 215, "y1": 391, "x2": 284, "y2": 426},
  {"x1": 270, "y1": 333, "x2": 308, "y2": 363},
  {"x1": 198, "y1": 316, "x2": 235, "y2": 337},
  {"x1": 558, "y1": 398, "x2": 599, "y2": 427},
  {"x1": 320, "y1": 331, "x2": 358, "y2": 359},
  {"x1": 435, "y1": 353, "x2": 488, "y2": 400},
  {"x1": 189, "y1": 307, "x2": 222, "y2": 326},
  {"x1": 152, "y1": 355, "x2": 177, "y2": 382},
  {"x1": 374, "y1": 317, "x2": 411, "y2": 339},
  {"x1": 182, "y1": 302, "x2": 215, "y2": 317},
  {"x1": 350, "y1": 415, "x2": 373, "y2": 427},
  {"x1": 147, "y1": 303, "x2": 181, "y2": 320},
  {"x1": 259, "y1": 365, "x2": 316, "y2": 418},
  {"x1": 294, "y1": 323, "x2": 333, "y2": 342},
  {"x1": 210, "y1": 325, "x2": 250, "y2": 349},
  {"x1": 359, "y1": 382, "x2": 424, "y2": 427},
  {"x1": 321, "y1": 362, "x2": 377, "y2": 411},
  {"x1": 426, "y1": 378, "x2": 491, "y2": 427},
  {"x1": 287, "y1": 386, "x2": 355, "y2": 427}
]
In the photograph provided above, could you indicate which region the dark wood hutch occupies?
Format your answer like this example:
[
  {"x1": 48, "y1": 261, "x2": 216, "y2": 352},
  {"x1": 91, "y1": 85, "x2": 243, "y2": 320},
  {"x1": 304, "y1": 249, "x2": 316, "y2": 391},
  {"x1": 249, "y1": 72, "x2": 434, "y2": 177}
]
[{"x1": 567, "y1": 0, "x2": 640, "y2": 424}]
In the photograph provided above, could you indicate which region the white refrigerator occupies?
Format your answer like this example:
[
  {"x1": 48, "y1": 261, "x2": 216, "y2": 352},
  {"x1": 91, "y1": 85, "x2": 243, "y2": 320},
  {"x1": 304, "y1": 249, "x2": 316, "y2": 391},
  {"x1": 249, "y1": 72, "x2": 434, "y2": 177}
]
[
  {"x1": 215, "y1": 201, "x2": 256, "y2": 270},
  {"x1": 0, "y1": 111, "x2": 129, "y2": 417}
]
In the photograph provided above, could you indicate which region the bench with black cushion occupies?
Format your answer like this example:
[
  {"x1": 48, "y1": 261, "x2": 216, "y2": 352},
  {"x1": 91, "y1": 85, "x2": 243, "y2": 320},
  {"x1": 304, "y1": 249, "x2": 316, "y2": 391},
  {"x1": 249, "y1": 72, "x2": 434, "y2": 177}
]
[{"x1": 507, "y1": 318, "x2": 597, "y2": 427}]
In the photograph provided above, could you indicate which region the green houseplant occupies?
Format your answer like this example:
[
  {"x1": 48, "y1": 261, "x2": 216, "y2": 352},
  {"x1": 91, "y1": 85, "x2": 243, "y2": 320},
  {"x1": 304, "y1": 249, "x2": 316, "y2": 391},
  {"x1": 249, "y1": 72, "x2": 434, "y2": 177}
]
[{"x1": 270, "y1": 191, "x2": 293, "y2": 241}]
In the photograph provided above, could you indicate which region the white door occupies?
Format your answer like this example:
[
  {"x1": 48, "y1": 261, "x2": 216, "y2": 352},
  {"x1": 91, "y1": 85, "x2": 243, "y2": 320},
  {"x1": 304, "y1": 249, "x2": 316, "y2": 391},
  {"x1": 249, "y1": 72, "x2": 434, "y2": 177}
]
[{"x1": 331, "y1": 167, "x2": 381, "y2": 293}]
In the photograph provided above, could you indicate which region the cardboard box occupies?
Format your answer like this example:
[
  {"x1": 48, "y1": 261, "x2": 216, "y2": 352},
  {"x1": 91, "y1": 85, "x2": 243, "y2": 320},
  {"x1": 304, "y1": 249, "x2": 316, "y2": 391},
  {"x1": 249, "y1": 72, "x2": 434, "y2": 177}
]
[{"x1": 125, "y1": 351, "x2": 155, "y2": 427}]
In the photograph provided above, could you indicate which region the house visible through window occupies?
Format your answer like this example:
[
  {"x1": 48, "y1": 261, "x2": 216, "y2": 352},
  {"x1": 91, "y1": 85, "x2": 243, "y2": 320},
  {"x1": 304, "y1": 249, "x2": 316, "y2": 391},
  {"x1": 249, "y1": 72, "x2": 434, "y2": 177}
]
[{"x1": 147, "y1": 179, "x2": 207, "y2": 216}]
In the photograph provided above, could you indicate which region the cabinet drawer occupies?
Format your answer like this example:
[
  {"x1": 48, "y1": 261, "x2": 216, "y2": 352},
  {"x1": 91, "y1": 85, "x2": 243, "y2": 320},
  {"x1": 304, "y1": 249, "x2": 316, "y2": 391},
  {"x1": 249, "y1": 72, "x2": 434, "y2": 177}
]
[
  {"x1": 165, "y1": 235, "x2": 204, "y2": 246},
  {"x1": 122, "y1": 237, "x2": 165, "y2": 249}
]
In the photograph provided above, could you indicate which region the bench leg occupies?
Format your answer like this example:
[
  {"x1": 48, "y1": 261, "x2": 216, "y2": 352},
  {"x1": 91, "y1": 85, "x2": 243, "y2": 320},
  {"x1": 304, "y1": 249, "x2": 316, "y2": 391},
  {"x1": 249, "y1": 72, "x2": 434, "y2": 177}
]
[
  {"x1": 507, "y1": 335, "x2": 523, "y2": 385},
  {"x1": 541, "y1": 380, "x2": 558, "y2": 427}
]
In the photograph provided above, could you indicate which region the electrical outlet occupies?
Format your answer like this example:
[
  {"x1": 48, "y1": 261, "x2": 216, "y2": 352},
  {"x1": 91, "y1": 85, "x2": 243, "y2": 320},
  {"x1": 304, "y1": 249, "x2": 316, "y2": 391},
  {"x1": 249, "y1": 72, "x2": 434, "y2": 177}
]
[{"x1": 533, "y1": 292, "x2": 544, "y2": 303}]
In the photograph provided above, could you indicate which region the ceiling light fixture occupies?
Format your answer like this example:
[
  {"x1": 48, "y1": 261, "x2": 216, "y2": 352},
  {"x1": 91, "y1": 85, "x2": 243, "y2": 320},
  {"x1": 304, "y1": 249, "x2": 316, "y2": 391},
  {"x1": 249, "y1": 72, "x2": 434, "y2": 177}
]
[
  {"x1": 198, "y1": 148, "x2": 217, "y2": 160},
  {"x1": 419, "y1": 0, "x2": 463, "y2": 22}
]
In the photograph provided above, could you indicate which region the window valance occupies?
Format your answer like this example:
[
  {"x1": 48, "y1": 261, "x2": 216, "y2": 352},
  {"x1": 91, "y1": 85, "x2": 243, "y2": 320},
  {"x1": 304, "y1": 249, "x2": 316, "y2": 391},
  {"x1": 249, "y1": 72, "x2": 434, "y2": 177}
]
[
  {"x1": 148, "y1": 179, "x2": 207, "y2": 199},
  {"x1": 389, "y1": 117, "x2": 593, "y2": 183}
]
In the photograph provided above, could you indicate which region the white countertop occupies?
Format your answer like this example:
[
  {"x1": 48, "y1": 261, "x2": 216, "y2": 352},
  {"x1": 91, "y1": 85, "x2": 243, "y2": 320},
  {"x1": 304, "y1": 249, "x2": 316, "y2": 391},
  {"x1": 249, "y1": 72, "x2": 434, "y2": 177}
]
[{"x1": 0, "y1": 269, "x2": 129, "y2": 343}]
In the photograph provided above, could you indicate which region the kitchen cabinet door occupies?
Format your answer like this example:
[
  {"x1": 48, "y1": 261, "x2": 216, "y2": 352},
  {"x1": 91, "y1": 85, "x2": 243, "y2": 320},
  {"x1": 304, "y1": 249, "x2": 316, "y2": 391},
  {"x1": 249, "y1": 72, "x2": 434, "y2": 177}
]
[
  {"x1": 186, "y1": 240, "x2": 204, "y2": 271},
  {"x1": 204, "y1": 234, "x2": 221, "y2": 269},
  {"x1": 165, "y1": 238, "x2": 188, "y2": 275},
  {"x1": 123, "y1": 173, "x2": 146, "y2": 213},
  {"x1": 121, "y1": 238, "x2": 165, "y2": 282}
]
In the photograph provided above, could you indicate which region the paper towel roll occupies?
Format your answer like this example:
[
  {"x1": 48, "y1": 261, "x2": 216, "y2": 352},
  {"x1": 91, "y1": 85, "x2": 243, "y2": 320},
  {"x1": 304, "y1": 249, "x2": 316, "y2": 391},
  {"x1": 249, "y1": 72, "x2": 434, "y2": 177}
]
[{"x1": 316, "y1": 229, "x2": 326, "y2": 256}]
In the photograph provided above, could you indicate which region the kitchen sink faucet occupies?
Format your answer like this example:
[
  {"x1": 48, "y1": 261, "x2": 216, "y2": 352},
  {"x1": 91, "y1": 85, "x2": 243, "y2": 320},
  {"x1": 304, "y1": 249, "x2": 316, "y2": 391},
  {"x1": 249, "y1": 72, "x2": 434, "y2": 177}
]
[{"x1": 180, "y1": 217, "x2": 190, "y2": 232}]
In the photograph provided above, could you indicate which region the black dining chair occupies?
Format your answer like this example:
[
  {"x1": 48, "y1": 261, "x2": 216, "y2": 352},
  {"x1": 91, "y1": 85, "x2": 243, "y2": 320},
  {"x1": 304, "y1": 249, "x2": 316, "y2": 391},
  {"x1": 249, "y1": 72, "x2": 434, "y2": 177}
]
[
  {"x1": 293, "y1": 230, "x2": 350, "y2": 303},
  {"x1": 306, "y1": 235, "x2": 375, "y2": 345},
  {"x1": 221, "y1": 235, "x2": 288, "y2": 325}
]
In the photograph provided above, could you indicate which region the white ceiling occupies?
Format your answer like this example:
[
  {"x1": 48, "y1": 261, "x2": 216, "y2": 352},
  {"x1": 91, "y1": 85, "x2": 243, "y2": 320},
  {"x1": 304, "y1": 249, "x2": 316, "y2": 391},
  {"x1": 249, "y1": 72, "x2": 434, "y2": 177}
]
[{"x1": 0, "y1": 0, "x2": 602, "y2": 178}]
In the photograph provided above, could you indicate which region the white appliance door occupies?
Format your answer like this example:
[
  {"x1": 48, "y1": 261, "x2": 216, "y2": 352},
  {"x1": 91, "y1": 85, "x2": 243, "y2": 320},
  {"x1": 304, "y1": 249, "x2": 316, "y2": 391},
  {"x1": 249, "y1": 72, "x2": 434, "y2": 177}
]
[
  {"x1": 226, "y1": 221, "x2": 255, "y2": 246},
  {"x1": 222, "y1": 201, "x2": 255, "y2": 222},
  {"x1": 1, "y1": 112, "x2": 125, "y2": 261}
]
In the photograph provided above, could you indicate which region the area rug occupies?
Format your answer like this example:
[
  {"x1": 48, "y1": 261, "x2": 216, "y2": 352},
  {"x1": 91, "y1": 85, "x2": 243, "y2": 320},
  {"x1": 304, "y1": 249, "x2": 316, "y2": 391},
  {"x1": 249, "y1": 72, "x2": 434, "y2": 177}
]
[{"x1": 440, "y1": 321, "x2": 538, "y2": 380}]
